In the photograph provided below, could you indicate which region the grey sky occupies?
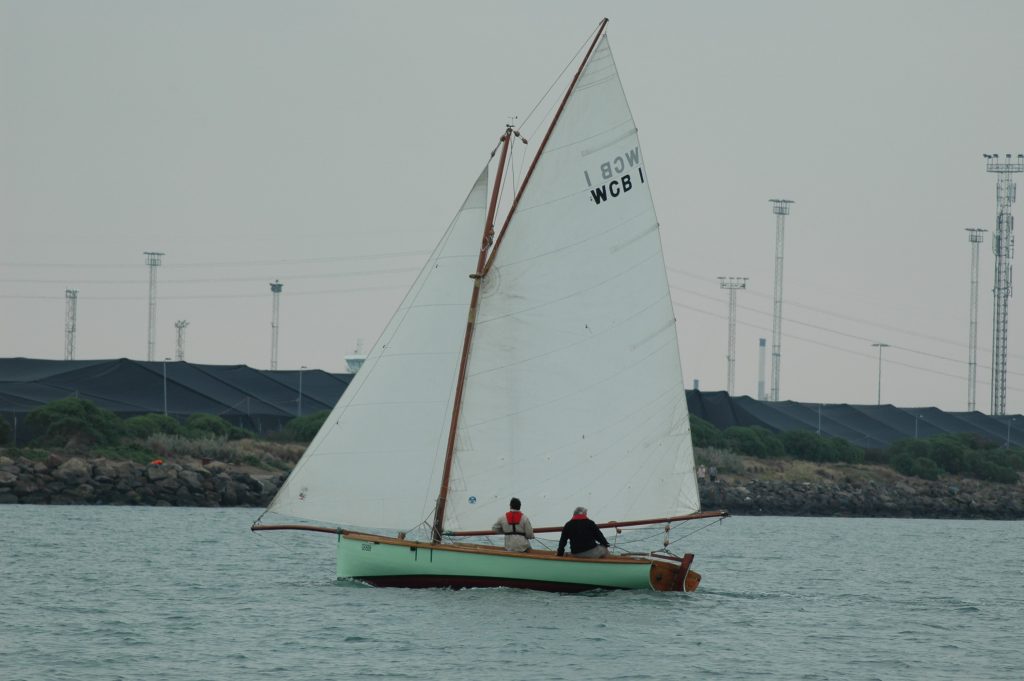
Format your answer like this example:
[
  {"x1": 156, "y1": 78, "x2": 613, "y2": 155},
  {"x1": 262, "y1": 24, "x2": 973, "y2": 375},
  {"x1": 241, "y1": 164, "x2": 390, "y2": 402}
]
[{"x1": 3, "y1": 1, "x2": 1023, "y2": 414}]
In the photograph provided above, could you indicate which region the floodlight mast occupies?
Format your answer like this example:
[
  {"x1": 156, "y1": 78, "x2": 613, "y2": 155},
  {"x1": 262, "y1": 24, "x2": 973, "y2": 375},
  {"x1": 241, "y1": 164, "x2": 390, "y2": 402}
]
[
  {"x1": 174, "y1": 320, "x2": 189, "y2": 361},
  {"x1": 984, "y1": 153, "x2": 1024, "y2": 415},
  {"x1": 966, "y1": 228, "x2": 986, "y2": 411},
  {"x1": 144, "y1": 252, "x2": 164, "y2": 361},
  {"x1": 64, "y1": 289, "x2": 78, "y2": 360},
  {"x1": 718, "y1": 276, "x2": 748, "y2": 395},
  {"x1": 757, "y1": 338, "x2": 767, "y2": 400},
  {"x1": 270, "y1": 280, "x2": 283, "y2": 370},
  {"x1": 769, "y1": 199, "x2": 794, "y2": 401}
]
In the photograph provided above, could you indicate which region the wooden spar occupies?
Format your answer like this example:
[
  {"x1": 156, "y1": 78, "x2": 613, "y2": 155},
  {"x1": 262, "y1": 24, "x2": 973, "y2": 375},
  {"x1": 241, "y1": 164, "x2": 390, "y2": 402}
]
[
  {"x1": 251, "y1": 523, "x2": 342, "y2": 535},
  {"x1": 445, "y1": 510, "x2": 730, "y2": 537},
  {"x1": 430, "y1": 126, "x2": 514, "y2": 543},
  {"x1": 481, "y1": 17, "x2": 609, "y2": 278}
]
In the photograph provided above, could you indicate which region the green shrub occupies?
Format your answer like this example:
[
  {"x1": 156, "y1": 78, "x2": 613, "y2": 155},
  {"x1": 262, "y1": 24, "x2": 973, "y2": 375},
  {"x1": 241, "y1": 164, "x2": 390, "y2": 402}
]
[
  {"x1": 278, "y1": 411, "x2": 330, "y2": 443},
  {"x1": 124, "y1": 414, "x2": 181, "y2": 439},
  {"x1": 830, "y1": 437, "x2": 866, "y2": 464},
  {"x1": 928, "y1": 436, "x2": 968, "y2": 474},
  {"x1": 780, "y1": 430, "x2": 833, "y2": 462},
  {"x1": 25, "y1": 397, "x2": 125, "y2": 448},
  {"x1": 750, "y1": 426, "x2": 785, "y2": 458},
  {"x1": 723, "y1": 426, "x2": 784, "y2": 459},
  {"x1": 891, "y1": 452, "x2": 941, "y2": 480},
  {"x1": 183, "y1": 414, "x2": 251, "y2": 441}
]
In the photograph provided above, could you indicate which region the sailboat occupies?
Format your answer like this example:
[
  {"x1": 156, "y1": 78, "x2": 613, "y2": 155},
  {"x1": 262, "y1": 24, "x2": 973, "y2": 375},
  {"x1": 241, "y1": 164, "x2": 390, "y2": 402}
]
[{"x1": 253, "y1": 19, "x2": 727, "y2": 592}]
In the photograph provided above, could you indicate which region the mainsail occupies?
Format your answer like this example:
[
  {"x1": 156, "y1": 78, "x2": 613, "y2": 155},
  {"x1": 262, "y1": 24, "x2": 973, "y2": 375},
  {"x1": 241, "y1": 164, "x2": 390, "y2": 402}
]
[
  {"x1": 443, "y1": 35, "x2": 698, "y2": 531},
  {"x1": 267, "y1": 170, "x2": 489, "y2": 529},
  {"x1": 268, "y1": 31, "x2": 698, "y2": 536}
]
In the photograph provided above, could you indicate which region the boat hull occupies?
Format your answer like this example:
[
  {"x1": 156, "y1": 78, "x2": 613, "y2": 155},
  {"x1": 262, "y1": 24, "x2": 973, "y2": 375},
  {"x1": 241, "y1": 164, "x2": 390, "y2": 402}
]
[{"x1": 337, "y1": 531, "x2": 700, "y2": 592}]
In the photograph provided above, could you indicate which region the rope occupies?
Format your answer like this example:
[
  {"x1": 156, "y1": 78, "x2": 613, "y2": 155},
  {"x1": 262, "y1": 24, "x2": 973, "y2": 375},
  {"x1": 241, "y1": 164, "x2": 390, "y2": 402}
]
[{"x1": 518, "y1": 25, "x2": 598, "y2": 135}]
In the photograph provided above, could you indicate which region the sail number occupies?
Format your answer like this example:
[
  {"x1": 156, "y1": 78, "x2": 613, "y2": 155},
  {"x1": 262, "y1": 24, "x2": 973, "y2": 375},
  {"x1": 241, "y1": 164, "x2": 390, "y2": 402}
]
[{"x1": 584, "y1": 146, "x2": 644, "y2": 206}]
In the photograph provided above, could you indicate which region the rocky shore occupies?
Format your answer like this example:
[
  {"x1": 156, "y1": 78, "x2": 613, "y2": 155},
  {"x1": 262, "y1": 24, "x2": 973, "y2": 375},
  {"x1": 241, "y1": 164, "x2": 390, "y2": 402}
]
[
  {"x1": 2, "y1": 452, "x2": 1022, "y2": 519},
  {"x1": 699, "y1": 477, "x2": 1024, "y2": 520},
  {"x1": 0, "y1": 454, "x2": 284, "y2": 508}
]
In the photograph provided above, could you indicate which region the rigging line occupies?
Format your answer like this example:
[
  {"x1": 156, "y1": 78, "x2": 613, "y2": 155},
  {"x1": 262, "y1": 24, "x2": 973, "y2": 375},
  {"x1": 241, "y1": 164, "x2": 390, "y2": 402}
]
[
  {"x1": 517, "y1": 25, "x2": 598, "y2": 135},
  {"x1": 676, "y1": 300, "x2": 1024, "y2": 393},
  {"x1": 671, "y1": 284, "x2": 992, "y2": 369}
]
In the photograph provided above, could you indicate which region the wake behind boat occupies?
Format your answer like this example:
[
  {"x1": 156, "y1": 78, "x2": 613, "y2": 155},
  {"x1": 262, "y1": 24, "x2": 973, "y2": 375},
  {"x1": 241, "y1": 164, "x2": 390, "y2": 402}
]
[{"x1": 253, "y1": 18, "x2": 727, "y2": 592}]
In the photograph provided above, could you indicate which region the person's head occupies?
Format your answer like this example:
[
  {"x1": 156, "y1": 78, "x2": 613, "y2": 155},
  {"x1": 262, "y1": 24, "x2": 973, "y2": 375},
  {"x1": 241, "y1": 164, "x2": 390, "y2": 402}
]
[
  {"x1": 509, "y1": 497, "x2": 521, "y2": 510},
  {"x1": 573, "y1": 506, "x2": 587, "y2": 517}
]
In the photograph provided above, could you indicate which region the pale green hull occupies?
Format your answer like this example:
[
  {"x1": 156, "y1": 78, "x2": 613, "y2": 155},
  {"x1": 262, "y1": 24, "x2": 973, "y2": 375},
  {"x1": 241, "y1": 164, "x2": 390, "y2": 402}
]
[{"x1": 336, "y1": 532, "x2": 678, "y2": 591}]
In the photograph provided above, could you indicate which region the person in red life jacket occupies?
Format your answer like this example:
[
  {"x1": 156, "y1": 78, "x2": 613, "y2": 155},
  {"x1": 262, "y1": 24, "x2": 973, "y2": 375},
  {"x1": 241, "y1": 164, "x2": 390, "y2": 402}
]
[
  {"x1": 491, "y1": 497, "x2": 534, "y2": 552},
  {"x1": 556, "y1": 506, "x2": 610, "y2": 558}
]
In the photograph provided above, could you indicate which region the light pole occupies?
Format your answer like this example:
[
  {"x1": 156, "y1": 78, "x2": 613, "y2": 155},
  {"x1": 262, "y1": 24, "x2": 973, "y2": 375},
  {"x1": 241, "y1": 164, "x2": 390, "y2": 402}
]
[
  {"x1": 298, "y1": 365, "x2": 307, "y2": 417},
  {"x1": 872, "y1": 343, "x2": 889, "y2": 405},
  {"x1": 914, "y1": 413, "x2": 924, "y2": 439},
  {"x1": 1007, "y1": 417, "x2": 1017, "y2": 448},
  {"x1": 162, "y1": 357, "x2": 172, "y2": 416},
  {"x1": 817, "y1": 404, "x2": 822, "y2": 436}
]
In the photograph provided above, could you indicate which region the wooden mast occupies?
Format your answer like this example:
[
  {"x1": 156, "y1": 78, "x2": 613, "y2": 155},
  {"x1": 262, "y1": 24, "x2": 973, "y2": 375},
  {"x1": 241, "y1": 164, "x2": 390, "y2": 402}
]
[
  {"x1": 481, "y1": 17, "x2": 609, "y2": 277},
  {"x1": 430, "y1": 126, "x2": 513, "y2": 542},
  {"x1": 430, "y1": 19, "x2": 611, "y2": 542}
]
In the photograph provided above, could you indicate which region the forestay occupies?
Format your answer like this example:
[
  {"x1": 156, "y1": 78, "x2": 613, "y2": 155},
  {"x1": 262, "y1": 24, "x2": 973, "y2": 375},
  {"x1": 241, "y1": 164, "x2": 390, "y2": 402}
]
[
  {"x1": 443, "y1": 36, "x2": 699, "y2": 532},
  {"x1": 267, "y1": 170, "x2": 489, "y2": 529}
]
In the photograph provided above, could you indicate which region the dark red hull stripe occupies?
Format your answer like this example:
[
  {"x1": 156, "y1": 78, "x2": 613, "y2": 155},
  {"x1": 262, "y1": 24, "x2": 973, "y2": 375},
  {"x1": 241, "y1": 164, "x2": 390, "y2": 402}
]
[{"x1": 346, "y1": 574, "x2": 633, "y2": 592}]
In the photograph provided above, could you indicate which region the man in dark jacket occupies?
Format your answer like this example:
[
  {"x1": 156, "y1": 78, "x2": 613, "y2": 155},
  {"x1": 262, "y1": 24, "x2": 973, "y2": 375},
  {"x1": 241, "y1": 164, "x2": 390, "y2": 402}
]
[{"x1": 556, "y1": 506, "x2": 610, "y2": 558}]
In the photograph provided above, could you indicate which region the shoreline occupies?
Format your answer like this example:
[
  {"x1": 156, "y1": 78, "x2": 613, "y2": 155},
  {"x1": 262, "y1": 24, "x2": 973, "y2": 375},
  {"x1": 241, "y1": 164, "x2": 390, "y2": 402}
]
[{"x1": 2, "y1": 452, "x2": 1022, "y2": 520}]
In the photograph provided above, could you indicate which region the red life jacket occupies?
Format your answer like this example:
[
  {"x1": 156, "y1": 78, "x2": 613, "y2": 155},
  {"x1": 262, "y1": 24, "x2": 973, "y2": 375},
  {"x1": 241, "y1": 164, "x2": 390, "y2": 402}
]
[
  {"x1": 505, "y1": 510, "x2": 523, "y2": 525},
  {"x1": 571, "y1": 513, "x2": 587, "y2": 521}
]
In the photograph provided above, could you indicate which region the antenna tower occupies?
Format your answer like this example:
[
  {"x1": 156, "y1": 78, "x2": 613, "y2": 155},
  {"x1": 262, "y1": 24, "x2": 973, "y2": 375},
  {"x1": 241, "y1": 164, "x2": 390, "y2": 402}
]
[
  {"x1": 718, "y1": 276, "x2": 748, "y2": 394},
  {"x1": 966, "y1": 228, "x2": 986, "y2": 411},
  {"x1": 174, "y1": 320, "x2": 189, "y2": 361},
  {"x1": 144, "y1": 252, "x2": 164, "y2": 361},
  {"x1": 984, "y1": 153, "x2": 1024, "y2": 415},
  {"x1": 64, "y1": 289, "x2": 78, "y2": 360},
  {"x1": 270, "y1": 280, "x2": 283, "y2": 370},
  {"x1": 769, "y1": 199, "x2": 794, "y2": 401}
]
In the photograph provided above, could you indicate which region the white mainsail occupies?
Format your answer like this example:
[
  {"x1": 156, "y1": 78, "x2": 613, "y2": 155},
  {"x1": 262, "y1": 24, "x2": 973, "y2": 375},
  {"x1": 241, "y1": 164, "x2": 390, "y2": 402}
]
[
  {"x1": 267, "y1": 170, "x2": 489, "y2": 529},
  {"x1": 443, "y1": 36, "x2": 699, "y2": 532},
  {"x1": 268, "y1": 31, "x2": 699, "y2": 537}
]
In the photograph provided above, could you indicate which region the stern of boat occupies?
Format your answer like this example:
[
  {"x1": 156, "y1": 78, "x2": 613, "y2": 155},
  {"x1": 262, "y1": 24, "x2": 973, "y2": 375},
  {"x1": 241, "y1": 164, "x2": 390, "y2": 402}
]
[{"x1": 648, "y1": 553, "x2": 700, "y2": 592}]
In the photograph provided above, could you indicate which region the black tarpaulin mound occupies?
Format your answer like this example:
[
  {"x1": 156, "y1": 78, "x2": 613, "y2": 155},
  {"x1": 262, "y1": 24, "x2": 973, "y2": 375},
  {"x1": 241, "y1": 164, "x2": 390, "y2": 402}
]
[
  {"x1": 0, "y1": 357, "x2": 352, "y2": 439},
  {"x1": 1, "y1": 359, "x2": 1019, "y2": 450}
]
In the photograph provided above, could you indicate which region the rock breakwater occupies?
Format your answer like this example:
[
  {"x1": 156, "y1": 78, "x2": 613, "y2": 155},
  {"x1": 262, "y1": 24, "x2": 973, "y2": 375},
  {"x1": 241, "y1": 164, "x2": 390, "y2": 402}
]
[
  {"x1": 0, "y1": 455, "x2": 284, "y2": 507},
  {"x1": 700, "y1": 477, "x2": 1024, "y2": 520}
]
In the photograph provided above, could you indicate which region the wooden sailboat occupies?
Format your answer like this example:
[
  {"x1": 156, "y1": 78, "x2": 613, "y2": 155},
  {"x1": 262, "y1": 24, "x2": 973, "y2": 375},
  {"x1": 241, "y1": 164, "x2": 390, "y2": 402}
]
[{"x1": 253, "y1": 19, "x2": 727, "y2": 592}]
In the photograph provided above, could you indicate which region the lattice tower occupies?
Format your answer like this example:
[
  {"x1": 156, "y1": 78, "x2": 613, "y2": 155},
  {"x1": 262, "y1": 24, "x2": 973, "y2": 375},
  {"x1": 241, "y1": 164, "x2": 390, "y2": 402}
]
[
  {"x1": 984, "y1": 154, "x2": 1023, "y2": 415},
  {"x1": 270, "y1": 280, "x2": 283, "y2": 370},
  {"x1": 966, "y1": 228, "x2": 986, "y2": 411},
  {"x1": 144, "y1": 252, "x2": 164, "y2": 361},
  {"x1": 64, "y1": 289, "x2": 78, "y2": 360},
  {"x1": 174, "y1": 320, "x2": 189, "y2": 361},
  {"x1": 718, "y1": 276, "x2": 748, "y2": 395},
  {"x1": 769, "y1": 199, "x2": 794, "y2": 401},
  {"x1": 757, "y1": 338, "x2": 767, "y2": 400}
]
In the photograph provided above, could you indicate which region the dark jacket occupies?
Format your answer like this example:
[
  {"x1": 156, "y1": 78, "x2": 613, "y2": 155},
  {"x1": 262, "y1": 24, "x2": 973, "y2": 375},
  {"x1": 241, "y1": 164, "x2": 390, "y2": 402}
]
[{"x1": 556, "y1": 517, "x2": 609, "y2": 556}]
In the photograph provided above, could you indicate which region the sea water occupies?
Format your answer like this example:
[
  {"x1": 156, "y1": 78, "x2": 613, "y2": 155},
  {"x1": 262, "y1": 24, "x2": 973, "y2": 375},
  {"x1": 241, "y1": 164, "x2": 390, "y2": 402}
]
[{"x1": 1, "y1": 506, "x2": 1021, "y2": 681}]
